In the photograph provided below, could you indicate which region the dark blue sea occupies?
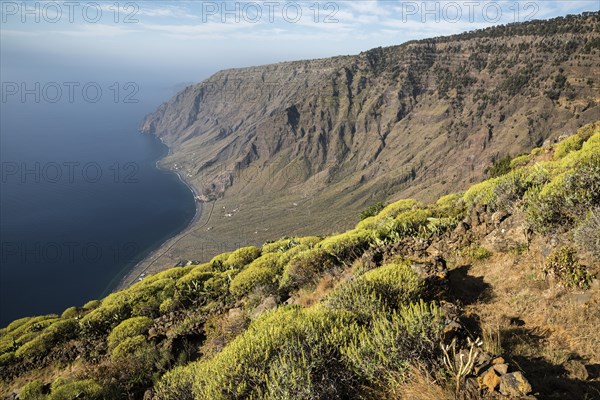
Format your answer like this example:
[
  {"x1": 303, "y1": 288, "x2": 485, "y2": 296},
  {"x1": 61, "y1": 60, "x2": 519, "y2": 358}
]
[{"x1": 0, "y1": 88, "x2": 196, "y2": 326}]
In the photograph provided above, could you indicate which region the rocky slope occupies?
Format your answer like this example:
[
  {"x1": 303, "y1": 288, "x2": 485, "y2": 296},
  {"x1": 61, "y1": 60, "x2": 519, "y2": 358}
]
[
  {"x1": 136, "y1": 13, "x2": 599, "y2": 270},
  {"x1": 1, "y1": 123, "x2": 599, "y2": 399}
]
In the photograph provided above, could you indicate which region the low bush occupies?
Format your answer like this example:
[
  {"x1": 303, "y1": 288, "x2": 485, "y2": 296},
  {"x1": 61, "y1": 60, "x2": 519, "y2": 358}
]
[
  {"x1": 574, "y1": 208, "x2": 600, "y2": 259},
  {"x1": 223, "y1": 246, "x2": 262, "y2": 271},
  {"x1": 463, "y1": 178, "x2": 499, "y2": 209},
  {"x1": 111, "y1": 335, "x2": 154, "y2": 360},
  {"x1": 360, "y1": 263, "x2": 424, "y2": 306},
  {"x1": 544, "y1": 246, "x2": 592, "y2": 289},
  {"x1": 324, "y1": 279, "x2": 387, "y2": 322},
  {"x1": 510, "y1": 154, "x2": 530, "y2": 169},
  {"x1": 526, "y1": 152, "x2": 600, "y2": 232},
  {"x1": 15, "y1": 319, "x2": 79, "y2": 360},
  {"x1": 356, "y1": 199, "x2": 421, "y2": 231},
  {"x1": 462, "y1": 244, "x2": 492, "y2": 261},
  {"x1": 393, "y1": 209, "x2": 433, "y2": 238},
  {"x1": 554, "y1": 134, "x2": 584, "y2": 160},
  {"x1": 154, "y1": 306, "x2": 360, "y2": 400},
  {"x1": 174, "y1": 269, "x2": 226, "y2": 307},
  {"x1": 18, "y1": 380, "x2": 45, "y2": 400},
  {"x1": 230, "y1": 253, "x2": 283, "y2": 297},
  {"x1": 281, "y1": 230, "x2": 373, "y2": 290},
  {"x1": 433, "y1": 193, "x2": 465, "y2": 218},
  {"x1": 488, "y1": 155, "x2": 513, "y2": 178},
  {"x1": 280, "y1": 247, "x2": 331, "y2": 290},
  {"x1": 80, "y1": 298, "x2": 132, "y2": 336},
  {"x1": 209, "y1": 252, "x2": 232, "y2": 270},
  {"x1": 107, "y1": 316, "x2": 153, "y2": 352},
  {"x1": 49, "y1": 378, "x2": 103, "y2": 400},
  {"x1": 60, "y1": 307, "x2": 81, "y2": 319},
  {"x1": 359, "y1": 202, "x2": 386, "y2": 220},
  {"x1": 262, "y1": 238, "x2": 300, "y2": 253},
  {"x1": 342, "y1": 300, "x2": 444, "y2": 387},
  {"x1": 0, "y1": 352, "x2": 15, "y2": 366},
  {"x1": 82, "y1": 300, "x2": 101, "y2": 311}
]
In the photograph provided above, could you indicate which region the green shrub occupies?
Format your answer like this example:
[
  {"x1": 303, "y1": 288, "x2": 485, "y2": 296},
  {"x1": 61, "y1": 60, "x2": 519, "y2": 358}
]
[
  {"x1": 15, "y1": 319, "x2": 79, "y2": 359},
  {"x1": 60, "y1": 307, "x2": 80, "y2": 319},
  {"x1": 3, "y1": 316, "x2": 34, "y2": 333},
  {"x1": 462, "y1": 244, "x2": 492, "y2": 261},
  {"x1": 574, "y1": 208, "x2": 600, "y2": 259},
  {"x1": 49, "y1": 379, "x2": 102, "y2": 400},
  {"x1": 356, "y1": 199, "x2": 421, "y2": 231},
  {"x1": 107, "y1": 316, "x2": 153, "y2": 351},
  {"x1": 324, "y1": 279, "x2": 387, "y2": 322},
  {"x1": 575, "y1": 121, "x2": 600, "y2": 142},
  {"x1": 392, "y1": 209, "x2": 433, "y2": 238},
  {"x1": 297, "y1": 236, "x2": 322, "y2": 247},
  {"x1": 230, "y1": 253, "x2": 283, "y2": 296},
  {"x1": 319, "y1": 229, "x2": 373, "y2": 263},
  {"x1": 379, "y1": 199, "x2": 421, "y2": 219},
  {"x1": 280, "y1": 230, "x2": 373, "y2": 290},
  {"x1": 342, "y1": 300, "x2": 444, "y2": 386},
  {"x1": 175, "y1": 269, "x2": 219, "y2": 307},
  {"x1": 360, "y1": 263, "x2": 424, "y2": 306},
  {"x1": 19, "y1": 380, "x2": 45, "y2": 400},
  {"x1": 510, "y1": 154, "x2": 530, "y2": 169},
  {"x1": 463, "y1": 178, "x2": 499, "y2": 209},
  {"x1": 262, "y1": 236, "x2": 319, "y2": 254},
  {"x1": 359, "y1": 202, "x2": 386, "y2": 220},
  {"x1": 262, "y1": 238, "x2": 300, "y2": 253},
  {"x1": 80, "y1": 297, "x2": 132, "y2": 335},
  {"x1": 280, "y1": 247, "x2": 331, "y2": 290},
  {"x1": 325, "y1": 262, "x2": 424, "y2": 322},
  {"x1": 111, "y1": 335, "x2": 154, "y2": 360},
  {"x1": 488, "y1": 155, "x2": 513, "y2": 178},
  {"x1": 434, "y1": 193, "x2": 465, "y2": 218},
  {"x1": 82, "y1": 300, "x2": 101, "y2": 311},
  {"x1": 554, "y1": 135, "x2": 584, "y2": 160},
  {"x1": 209, "y1": 252, "x2": 232, "y2": 270},
  {"x1": 224, "y1": 246, "x2": 262, "y2": 271},
  {"x1": 159, "y1": 298, "x2": 177, "y2": 315},
  {"x1": 4, "y1": 315, "x2": 58, "y2": 339},
  {"x1": 0, "y1": 351, "x2": 15, "y2": 366},
  {"x1": 544, "y1": 246, "x2": 592, "y2": 289},
  {"x1": 526, "y1": 153, "x2": 600, "y2": 232},
  {"x1": 155, "y1": 306, "x2": 360, "y2": 400}
]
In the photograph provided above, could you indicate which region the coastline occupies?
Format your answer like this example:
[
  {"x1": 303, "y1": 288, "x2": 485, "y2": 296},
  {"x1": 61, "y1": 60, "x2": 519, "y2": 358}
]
[{"x1": 115, "y1": 136, "x2": 203, "y2": 290}]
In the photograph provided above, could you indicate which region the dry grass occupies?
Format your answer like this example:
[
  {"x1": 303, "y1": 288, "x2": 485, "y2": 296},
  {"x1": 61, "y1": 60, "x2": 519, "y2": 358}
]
[
  {"x1": 452, "y1": 236, "x2": 600, "y2": 398},
  {"x1": 389, "y1": 365, "x2": 455, "y2": 400},
  {"x1": 294, "y1": 274, "x2": 339, "y2": 307}
]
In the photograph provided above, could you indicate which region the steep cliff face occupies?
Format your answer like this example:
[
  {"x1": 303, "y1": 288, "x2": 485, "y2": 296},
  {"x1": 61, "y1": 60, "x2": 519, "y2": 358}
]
[{"x1": 140, "y1": 13, "x2": 599, "y2": 262}]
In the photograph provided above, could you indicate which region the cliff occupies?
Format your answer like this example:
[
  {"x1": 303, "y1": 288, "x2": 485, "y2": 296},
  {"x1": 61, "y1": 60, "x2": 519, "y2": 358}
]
[{"x1": 137, "y1": 13, "x2": 600, "y2": 267}]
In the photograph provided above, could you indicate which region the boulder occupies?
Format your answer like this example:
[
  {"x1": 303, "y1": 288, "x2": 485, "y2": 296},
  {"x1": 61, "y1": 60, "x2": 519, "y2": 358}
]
[
  {"x1": 251, "y1": 296, "x2": 279, "y2": 319},
  {"x1": 493, "y1": 363, "x2": 509, "y2": 375},
  {"x1": 499, "y1": 372, "x2": 532, "y2": 397},
  {"x1": 564, "y1": 360, "x2": 589, "y2": 381},
  {"x1": 479, "y1": 368, "x2": 501, "y2": 392}
]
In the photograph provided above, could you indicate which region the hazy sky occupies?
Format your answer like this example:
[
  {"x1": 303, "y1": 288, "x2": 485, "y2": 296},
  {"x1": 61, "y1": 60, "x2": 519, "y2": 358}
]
[{"x1": 1, "y1": 1, "x2": 598, "y2": 97}]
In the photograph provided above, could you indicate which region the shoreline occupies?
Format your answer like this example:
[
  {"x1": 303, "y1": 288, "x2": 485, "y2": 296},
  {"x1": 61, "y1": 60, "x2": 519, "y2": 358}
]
[{"x1": 115, "y1": 136, "x2": 204, "y2": 290}]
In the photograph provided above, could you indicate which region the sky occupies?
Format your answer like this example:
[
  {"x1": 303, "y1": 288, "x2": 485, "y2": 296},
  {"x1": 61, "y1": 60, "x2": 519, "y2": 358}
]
[{"x1": 1, "y1": 0, "x2": 598, "y2": 98}]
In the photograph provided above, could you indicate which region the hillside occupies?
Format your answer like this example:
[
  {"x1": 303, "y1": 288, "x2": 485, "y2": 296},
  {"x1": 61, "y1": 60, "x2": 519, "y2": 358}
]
[
  {"x1": 1, "y1": 122, "x2": 599, "y2": 399},
  {"x1": 132, "y1": 12, "x2": 600, "y2": 275}
]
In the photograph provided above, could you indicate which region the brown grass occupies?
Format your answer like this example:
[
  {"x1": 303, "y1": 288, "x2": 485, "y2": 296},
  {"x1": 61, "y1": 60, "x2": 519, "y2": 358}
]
[{"x1": 389, "y1": 365, "x2": 455, "y2": 400}]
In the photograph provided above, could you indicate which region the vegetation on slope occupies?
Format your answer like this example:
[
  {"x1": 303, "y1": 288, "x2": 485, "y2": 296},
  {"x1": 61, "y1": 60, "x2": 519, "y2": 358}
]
[{"x1": 1, "y1": 122, "x2": 599, "y2": 399}]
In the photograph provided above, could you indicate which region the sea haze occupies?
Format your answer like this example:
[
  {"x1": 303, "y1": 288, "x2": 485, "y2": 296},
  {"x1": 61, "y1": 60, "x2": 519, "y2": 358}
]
[{"x1": 0, "y1": 87, "x2": 196, "y2": 325}]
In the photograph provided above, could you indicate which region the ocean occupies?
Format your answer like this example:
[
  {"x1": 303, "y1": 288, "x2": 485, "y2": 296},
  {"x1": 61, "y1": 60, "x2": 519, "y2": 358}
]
[{"x1": 0, "y1": 88, "x2": 196, "y2": 326}]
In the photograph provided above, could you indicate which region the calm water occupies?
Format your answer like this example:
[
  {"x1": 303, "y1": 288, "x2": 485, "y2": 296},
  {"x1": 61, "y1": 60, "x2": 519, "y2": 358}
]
[{"x1": 0, "y1": 92, "x2": 196, "y2": 326}]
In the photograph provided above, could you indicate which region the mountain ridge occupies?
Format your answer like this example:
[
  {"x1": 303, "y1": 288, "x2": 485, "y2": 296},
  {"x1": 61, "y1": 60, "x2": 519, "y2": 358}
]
[{"x1": 137, "y1": 11, "x2": 599, "y2": 273}]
